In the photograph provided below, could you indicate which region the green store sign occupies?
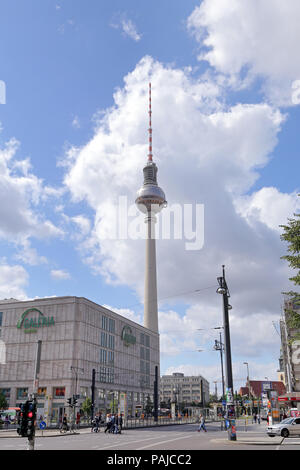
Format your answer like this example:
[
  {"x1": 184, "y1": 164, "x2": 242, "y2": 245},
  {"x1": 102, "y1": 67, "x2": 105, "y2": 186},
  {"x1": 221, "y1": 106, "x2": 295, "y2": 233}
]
[
  {"x1": 17, "y1": 308, "x2": 55, "y2": 333},
  {"x1": 121, "y1": 325, "x2": 136, "y2": 347}
]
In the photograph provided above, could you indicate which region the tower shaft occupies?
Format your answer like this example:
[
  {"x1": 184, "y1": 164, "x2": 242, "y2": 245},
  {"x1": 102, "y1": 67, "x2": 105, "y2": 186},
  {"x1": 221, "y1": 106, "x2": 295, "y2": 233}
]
[{"x1": 144, "y1": 210, "x2": 158, "y2": 333}]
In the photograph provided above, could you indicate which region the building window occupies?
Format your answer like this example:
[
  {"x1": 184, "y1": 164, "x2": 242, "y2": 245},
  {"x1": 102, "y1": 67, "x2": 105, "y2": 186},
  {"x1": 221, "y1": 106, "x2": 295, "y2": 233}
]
[
  {"x1": 80, "y1": 387, "x2": 89, "y2": 399},
  {"x1": 108, "y1": 318, "x2": 115, "y2": 333},
  {"x1": 107, "y1": 351, "x2": 114, "y2": 365},
  {"x1": 108, "y1": 334, "x2": 115, "y2": 350},
  {"x1": 102, "y1": 315, "x2": 115, "y2": 332},
  {"x1": 37, "y1": 387, "x2": 47, "y2": 398},
  {"x1": 102, "y1": 315, "x2": 108, "y2": 331},
  {"x1": 100, "y1": 332, "x2": 107, "y2": 347},
  {"x1": 53, "y1": 387, "x2": 65, "y2": 398},
  {"x1": 100, "y1": 349, "x2": 107, "y2": 364},
  {"x1": 17, "y1": 388, "x2": 28, "y2": 400},
  {"x1": 140, "y1": 333, "x2": 144, "y2": 345},
  {"x1": 0, "y1": 388, "x2": 10, "y2": 400},
  {"x1": 99, "y1": 366, "x2": 114, "y2": 384}
]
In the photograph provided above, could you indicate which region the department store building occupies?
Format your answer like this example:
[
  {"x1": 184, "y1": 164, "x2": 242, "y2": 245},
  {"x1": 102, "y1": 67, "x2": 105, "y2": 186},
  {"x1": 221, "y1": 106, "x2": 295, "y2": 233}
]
[{"x1": 0, "y1": 296, "x2": 159, "y2": 423}]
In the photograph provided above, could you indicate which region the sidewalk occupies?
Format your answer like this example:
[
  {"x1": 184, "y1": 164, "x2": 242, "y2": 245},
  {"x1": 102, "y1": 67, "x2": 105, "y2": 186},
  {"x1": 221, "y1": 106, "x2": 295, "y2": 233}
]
[
  {"x1": 0, "y1": 427, "x2": 90, "y2": 438},
  {"x1": 212, "y1": 420, "x2": 283, "y2": 446}
]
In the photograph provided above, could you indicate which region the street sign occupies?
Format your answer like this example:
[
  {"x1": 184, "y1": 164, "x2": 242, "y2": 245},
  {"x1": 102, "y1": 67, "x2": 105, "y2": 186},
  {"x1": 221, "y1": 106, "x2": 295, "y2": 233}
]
[{"x1": 39, "y1": 421, "x2": 46, "y2": 430}]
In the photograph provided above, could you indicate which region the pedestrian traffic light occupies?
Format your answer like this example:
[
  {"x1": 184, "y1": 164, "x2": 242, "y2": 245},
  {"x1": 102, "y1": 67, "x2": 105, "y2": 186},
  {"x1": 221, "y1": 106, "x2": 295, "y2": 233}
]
[{"x1": 73, "y1": 395, "x2": 78, "y2": 406}]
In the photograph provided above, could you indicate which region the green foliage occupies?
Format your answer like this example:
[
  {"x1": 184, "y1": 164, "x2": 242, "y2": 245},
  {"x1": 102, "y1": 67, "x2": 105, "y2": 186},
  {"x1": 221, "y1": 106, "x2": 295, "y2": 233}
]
[
  {"x1": 280, "y1": 197, "x2": 300, "y2": 340},
  {"x1": 81, "y1": 397, "x2": 92, "y2": 416},
  {"x1": 0, "y1": 393, "x2": 8, "y2": 410}
]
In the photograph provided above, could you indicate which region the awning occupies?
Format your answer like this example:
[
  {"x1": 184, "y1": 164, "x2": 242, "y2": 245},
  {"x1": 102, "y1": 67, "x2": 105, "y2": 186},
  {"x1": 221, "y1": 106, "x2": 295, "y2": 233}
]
[{"x1": 278, "y1": 393, "x2": 300, "y2": 402}]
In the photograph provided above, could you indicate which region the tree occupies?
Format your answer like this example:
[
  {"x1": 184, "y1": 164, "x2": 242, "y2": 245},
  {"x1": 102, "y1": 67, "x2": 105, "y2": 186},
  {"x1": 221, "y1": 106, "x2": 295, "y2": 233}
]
[
  {"x1": 280, "y1": 197, "x2": 300, "y2": 340},
  {"x1": 82, "y1": 397, "x2": 92, "y2": 417},
  {"x1": 0, "y1": 393, "x2": 8, "y2": 410}
]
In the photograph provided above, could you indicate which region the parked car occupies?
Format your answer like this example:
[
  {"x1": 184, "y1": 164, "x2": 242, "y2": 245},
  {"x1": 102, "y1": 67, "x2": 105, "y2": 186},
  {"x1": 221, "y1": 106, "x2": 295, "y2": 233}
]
[{"x1": 267, "y1": 417, "x2": 300, "y2": 438}]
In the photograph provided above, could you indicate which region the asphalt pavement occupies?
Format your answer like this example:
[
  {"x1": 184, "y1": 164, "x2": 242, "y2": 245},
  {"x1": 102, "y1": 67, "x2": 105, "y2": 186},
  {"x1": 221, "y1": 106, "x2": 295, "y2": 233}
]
[{"x1": 0, "y1": 420, "x2": 298, "y2": 451}]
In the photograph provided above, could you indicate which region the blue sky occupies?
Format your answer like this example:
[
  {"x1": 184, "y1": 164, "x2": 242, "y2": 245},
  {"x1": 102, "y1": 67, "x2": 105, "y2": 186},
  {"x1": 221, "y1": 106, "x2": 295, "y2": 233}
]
[{"x1": 1, "y1": 0, "x2": 300, "y2": 394}]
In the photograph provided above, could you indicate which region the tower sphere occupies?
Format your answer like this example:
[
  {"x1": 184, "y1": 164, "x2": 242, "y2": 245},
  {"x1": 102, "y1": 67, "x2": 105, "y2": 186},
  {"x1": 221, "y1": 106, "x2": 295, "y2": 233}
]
[{"x1": 135, "y1": 161, "x2": 167, "y2": 214}]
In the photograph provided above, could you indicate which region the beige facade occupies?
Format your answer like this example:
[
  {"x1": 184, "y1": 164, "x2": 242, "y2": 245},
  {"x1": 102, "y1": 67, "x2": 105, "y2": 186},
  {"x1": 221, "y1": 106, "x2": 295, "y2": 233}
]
[
  {"x1": 160, "y1": 372, "x2": 209, "y2": 407},
  {"x1": 0, "y1": 296, "x2": 159, "y2": 423}
]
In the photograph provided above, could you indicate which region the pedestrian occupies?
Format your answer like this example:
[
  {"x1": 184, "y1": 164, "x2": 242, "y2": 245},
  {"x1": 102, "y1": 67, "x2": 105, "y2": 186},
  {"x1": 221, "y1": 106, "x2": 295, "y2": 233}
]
[
  {"x1": 117, "y1": 414, "x2": 123, "y2": 434},
  {"x1": 253, "y1": 413, "x2": 257, "y2": 423},
  {"x1": 197, "y1": 414, "x2": 207, "y2": 432},
  {"x1": 60, "y1": 414, "x2": 68, "y2": 433},
  {"x1": 4, "y1": 415, "x2": 10, "y2": 429},
  {"x1": 110, "y1": 414, "x2": 116, "y2": 433},
  {"x1": 104, "y1": 414, "x2": 112, "y2": 433},
  {"x1": 257, "y1": 413, "x2": 261, "y2": 424},
  {"x1": 76, "y1": 412, "x2": 81, "y2": 429}
]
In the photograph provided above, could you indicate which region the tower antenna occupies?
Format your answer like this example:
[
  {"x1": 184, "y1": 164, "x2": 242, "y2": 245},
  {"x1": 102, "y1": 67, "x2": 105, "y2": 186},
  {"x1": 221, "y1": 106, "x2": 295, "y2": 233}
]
[{"x1": 148, "y1": 82, "x2": 153, "y2": 162}]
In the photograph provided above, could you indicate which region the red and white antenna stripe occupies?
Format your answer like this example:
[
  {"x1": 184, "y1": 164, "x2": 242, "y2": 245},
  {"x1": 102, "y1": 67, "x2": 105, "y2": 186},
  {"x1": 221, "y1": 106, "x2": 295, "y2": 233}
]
[{"x1": 148, "y1": 82, "x2": 153, "y2": 162}]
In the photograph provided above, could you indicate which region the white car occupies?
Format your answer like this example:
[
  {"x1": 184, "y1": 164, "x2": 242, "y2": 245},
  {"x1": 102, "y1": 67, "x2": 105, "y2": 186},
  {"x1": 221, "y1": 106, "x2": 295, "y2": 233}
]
[{"x1": 267, "y1": 417, "x2": 300, "y2": 438}]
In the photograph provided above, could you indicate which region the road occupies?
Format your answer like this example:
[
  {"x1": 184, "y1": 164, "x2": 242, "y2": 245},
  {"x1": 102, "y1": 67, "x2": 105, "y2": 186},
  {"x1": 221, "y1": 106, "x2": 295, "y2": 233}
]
[{"x1": 1, "y1": 421, "x2": 300, "y2": 451}]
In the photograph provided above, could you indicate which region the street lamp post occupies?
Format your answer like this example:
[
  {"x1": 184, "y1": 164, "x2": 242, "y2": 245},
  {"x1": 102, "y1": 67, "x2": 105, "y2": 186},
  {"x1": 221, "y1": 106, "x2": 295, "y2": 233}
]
[
  {"x1": 217, "y1": 265, "x2": 236, "y2": 441},
  {"x1": 243, "y1": 362, "x2": 252, "y2": 417},
  {"x1": 214, "y1": 328, "x2": 225, "y2": 403}
]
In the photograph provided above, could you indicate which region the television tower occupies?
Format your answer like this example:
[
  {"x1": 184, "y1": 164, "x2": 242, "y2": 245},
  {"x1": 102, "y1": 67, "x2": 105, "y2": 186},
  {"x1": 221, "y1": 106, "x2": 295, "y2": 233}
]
[{"x1": 135, "y1": 83, "x2": 167, "y2": 333}]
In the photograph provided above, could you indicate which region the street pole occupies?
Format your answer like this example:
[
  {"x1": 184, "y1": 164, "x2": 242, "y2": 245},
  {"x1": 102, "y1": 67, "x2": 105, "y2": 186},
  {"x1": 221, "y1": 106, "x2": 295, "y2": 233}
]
[
  {"x1": 244, "y1": 362, "x2": 252, "y2": 417},
  {"x1": 154, "y1": 365, "x2": 158, "y2": 423},
  {"x1": 28, "y1": 340, "x2": 42, "y2": 451},
  {"x1": 91, "y1": 368, "x2": 96, "y2": 423},
  {"x1": 217, "y1": 265, "x2": 236, "y2": 441}
]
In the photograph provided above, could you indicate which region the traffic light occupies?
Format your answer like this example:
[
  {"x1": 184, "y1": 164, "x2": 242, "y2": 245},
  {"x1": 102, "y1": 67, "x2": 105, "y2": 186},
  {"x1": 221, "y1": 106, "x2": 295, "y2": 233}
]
[
  {"x1": 67, "y1": 397, "x2": 73, "y2": 407},
  {"x1": 26, "y1": 401, "x2": 37, "y2": 437},
  {"x1": 73, "y1": 395, "x2": 78, "y2": 406},
  {"x1": 17, "y1": 400, "x2": 37, "y2": 438},
  {"x1": 17, "y1": 401, "x2": 29, "y2": 437}
]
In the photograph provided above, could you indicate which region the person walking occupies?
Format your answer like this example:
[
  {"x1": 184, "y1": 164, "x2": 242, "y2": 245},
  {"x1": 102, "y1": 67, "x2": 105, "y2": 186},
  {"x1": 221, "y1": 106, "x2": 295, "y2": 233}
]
[
  {"x1": 60, "y1": 414, "x2": 68, "y2": 433},
  {"x1": 76, "y1": 412, "x2": 81, "y2": 430},
  {"x1": 197, "y1": 414, "x2": 207, "y2": 432},
  {"x1": 257, "y1": 413, "x2": 261, "y2": 424},
  {"x1": 104, "y1": 414, "x2": 112, "y2": 433},
  {"x1": 117, "y1": 414, "x2": 123, "y2": 434},
  {"x1": 110, "y1": 414, "x2": 116, "y2": 433}
]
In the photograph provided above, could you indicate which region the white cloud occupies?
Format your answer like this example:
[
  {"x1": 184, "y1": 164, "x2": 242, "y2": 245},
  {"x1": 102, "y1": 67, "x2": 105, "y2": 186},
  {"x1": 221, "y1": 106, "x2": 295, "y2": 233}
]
[
  {"x1": 50, "y1": 269, "x2": 71, "y2": 281},
  {"x1": 72, "y1": 116, "x2": 80, "y2": 129},
  {"x1": 62, "y1": 55, "x2": 295, "y2": 381},
  {"x1": 103, "y1": 305, "x2": 142, "y2": 325},
  {"x1": 0, "y1": 263, "x2": 28, "y2": 300},
  {"x1": 235, "y1": 187, "x2": 300, "y2": 233},
  {"x1": 0, "y1": 137, "x2": 64, "y2": 265},
  {"x1": 110, "y1": 14, "x2": 142, "y2": 42},
  {"x1": 187, "y1": 0, "x2": 300, "y2": 105},
  {"x1": 165, "y1": 361, "x2": 279, "y2": 395},
  {"x1": 121, "y1": 19, "x2": 141, "y2": 42}
]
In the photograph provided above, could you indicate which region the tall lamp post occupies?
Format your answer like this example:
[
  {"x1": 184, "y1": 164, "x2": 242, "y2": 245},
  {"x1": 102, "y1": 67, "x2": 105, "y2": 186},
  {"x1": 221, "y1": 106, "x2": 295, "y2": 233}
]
[
  {"x1": 243, "y1": 362, "x2": 252, "y2": 416},
  {"x1": 213, "y1": 328, "x2": 225, "y2": 404},
  {"x1": 216, "y1": 265, "x2": 236, "y2": 441}
]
